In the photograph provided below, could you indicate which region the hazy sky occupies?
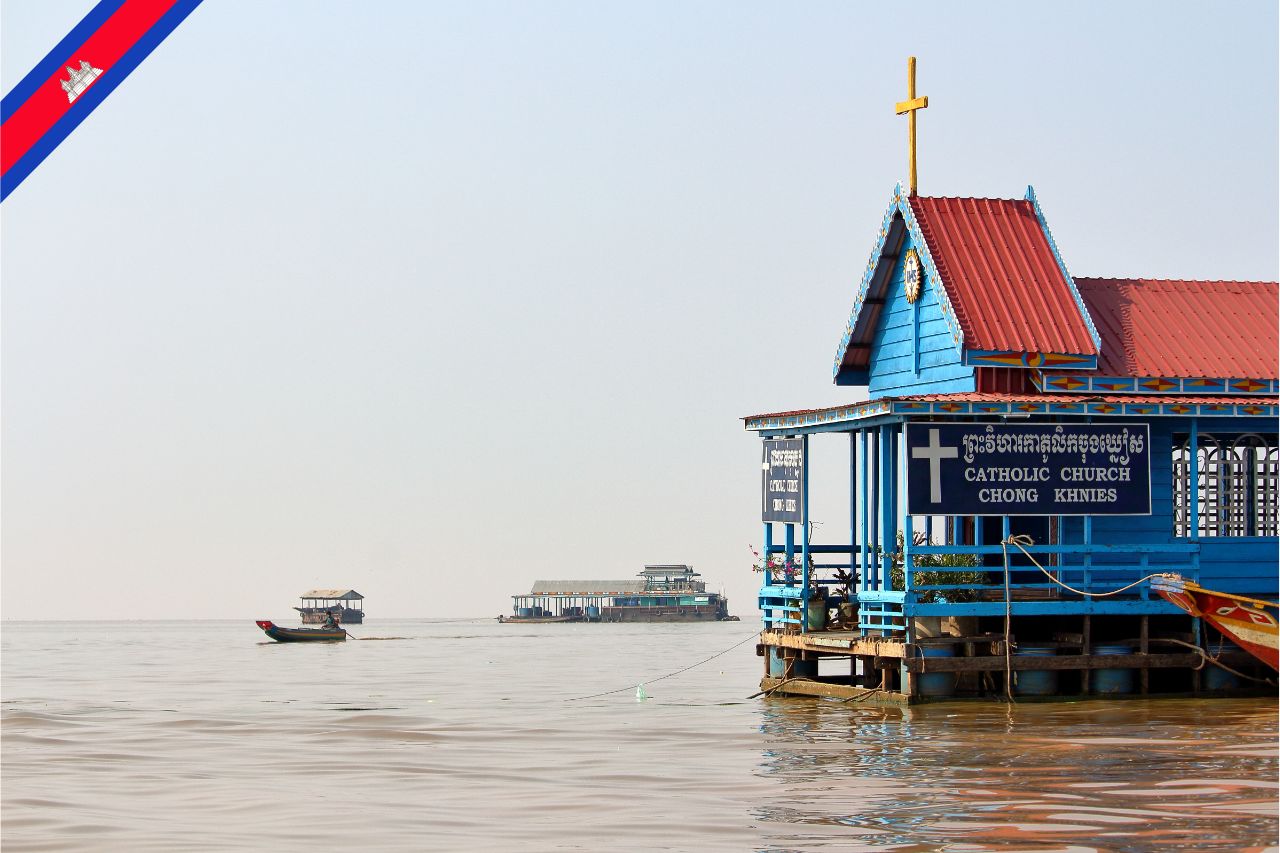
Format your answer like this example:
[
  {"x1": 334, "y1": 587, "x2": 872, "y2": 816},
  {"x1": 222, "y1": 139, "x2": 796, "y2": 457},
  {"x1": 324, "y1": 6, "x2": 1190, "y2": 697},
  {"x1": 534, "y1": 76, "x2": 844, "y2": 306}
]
[{"x1": 2, "y1": 1, "x2": 1277, "y2": 621}]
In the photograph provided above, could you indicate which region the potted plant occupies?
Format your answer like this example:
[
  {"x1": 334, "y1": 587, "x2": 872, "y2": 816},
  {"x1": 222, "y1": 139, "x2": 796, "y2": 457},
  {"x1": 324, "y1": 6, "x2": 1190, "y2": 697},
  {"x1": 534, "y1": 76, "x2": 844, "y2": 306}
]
[
  {"x1": 804, "y1": 573, "x2": 828, "y2": 631},
  {"x1": 888, "y1": 531, "x2": 985, "y2": 604},
  {"x1": 831, "y1": 567, "x2": 858, "y2": 628}
]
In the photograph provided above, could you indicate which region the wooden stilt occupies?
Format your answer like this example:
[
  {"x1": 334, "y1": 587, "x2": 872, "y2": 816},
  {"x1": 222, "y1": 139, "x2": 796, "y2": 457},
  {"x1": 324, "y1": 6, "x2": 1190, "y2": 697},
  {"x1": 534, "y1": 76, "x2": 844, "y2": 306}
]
[
  {"x1": 1081, "y1": 614, "x2": 1092, "y2": 694},
  {"x1": 1191, "y1": 617, "x2": 1202, "y2": 693},
  {"x1": 1140, "y1": 615, "x2": 1150, "y2": 694}
]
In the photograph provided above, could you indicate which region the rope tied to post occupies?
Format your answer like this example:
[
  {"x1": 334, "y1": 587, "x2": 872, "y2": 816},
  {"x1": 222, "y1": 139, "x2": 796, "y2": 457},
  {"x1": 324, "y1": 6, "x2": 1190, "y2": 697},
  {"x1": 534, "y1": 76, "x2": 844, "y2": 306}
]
[{"x1": 1001, "y1": 533, "x2": 1170, "y2": 598}]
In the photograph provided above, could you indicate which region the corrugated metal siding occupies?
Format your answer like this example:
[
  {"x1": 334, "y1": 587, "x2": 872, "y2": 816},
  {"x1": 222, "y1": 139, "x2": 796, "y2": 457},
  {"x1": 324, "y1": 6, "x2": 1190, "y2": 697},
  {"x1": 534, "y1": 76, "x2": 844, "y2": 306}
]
[
  {"x1": 1076, "y1": 278, "x2": 1279, "y2": 379},
  {"x1": 909, "y1": 196, "x2": 1098, "y2": 356},
  {"x1": 974, "y1": 367, "x2": 1037, "y2": 394}
]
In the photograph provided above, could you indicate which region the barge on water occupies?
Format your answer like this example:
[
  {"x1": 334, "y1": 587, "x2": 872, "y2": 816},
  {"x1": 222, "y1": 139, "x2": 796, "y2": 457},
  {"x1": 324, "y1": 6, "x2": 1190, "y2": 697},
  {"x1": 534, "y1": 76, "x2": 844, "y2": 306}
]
[
  {"x1": 745, "y1": 99, "x2": 1278, "y2": 703},
  {"x1": 502, "y1": 565, "x2": 735, "y2": 623}
]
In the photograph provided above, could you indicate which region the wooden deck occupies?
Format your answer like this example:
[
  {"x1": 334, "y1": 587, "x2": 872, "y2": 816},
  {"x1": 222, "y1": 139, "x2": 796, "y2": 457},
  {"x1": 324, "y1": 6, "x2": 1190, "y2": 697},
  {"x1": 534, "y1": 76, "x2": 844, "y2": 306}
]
[{"x1": 756, "y1": 623, "x2": 1269, "y2": 704}]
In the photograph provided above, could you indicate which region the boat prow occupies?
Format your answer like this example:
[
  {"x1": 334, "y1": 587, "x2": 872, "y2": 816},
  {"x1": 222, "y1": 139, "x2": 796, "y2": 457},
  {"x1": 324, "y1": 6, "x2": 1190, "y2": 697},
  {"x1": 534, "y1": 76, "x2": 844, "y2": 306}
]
[
  {"x1": 255, "y1": 619, "x2": 347, "y2": 643},
  {"x1": 1152, "y1": 575, "x2": 1278, "y2": 671}
]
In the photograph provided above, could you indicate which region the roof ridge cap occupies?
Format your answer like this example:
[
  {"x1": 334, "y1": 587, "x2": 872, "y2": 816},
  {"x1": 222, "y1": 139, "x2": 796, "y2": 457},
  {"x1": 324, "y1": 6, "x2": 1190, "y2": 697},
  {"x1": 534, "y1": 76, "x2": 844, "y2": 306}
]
[
  {"x1": 1076, "y1": 277, "x2": 1279, "y2": 287},
  {"x1": 915, "y1": 194, "x2": 1027, "y2": 203}
]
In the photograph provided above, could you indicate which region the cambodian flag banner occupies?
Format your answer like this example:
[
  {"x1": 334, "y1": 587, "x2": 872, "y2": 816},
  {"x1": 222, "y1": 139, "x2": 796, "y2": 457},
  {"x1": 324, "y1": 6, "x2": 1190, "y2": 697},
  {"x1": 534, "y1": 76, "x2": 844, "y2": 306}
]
[{"x1": 1, "y1": 0, "x2": 203, "y2": 201}]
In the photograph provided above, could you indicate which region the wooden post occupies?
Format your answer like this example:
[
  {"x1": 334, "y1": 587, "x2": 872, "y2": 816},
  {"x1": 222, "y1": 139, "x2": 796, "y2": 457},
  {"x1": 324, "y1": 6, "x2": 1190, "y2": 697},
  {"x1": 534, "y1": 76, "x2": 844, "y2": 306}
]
[
  {"x1": 1191, "y1": 617, "x2": 1202, "y2": 693},
  {"x1": 1081, "y1": 614, "x2": 1092, "y2": 694},
  {"x1": 901, "y1": 658, "x2": 915, "y2": 698}
]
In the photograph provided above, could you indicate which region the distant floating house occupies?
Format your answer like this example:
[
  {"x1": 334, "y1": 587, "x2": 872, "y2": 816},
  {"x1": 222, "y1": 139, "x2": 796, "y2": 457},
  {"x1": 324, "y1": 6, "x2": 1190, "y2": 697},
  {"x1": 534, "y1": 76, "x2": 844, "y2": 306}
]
[
  {"x1": 746, "y1": 60, "x2": 1277, "y2": 703},
  {"x1": 503, "y1": 565, "x2": 734, "y2": 623},
  {"x1": 295, "y1": 589, "x2": 364, "y2": 624}
]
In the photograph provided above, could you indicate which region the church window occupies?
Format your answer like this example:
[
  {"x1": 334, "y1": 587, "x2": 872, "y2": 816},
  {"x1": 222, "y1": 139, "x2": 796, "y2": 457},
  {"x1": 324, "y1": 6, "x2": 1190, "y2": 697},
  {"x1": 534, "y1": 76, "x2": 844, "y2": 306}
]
[{"x1": 1173, "y1": 432, "x2": 1280, "y2": 537}]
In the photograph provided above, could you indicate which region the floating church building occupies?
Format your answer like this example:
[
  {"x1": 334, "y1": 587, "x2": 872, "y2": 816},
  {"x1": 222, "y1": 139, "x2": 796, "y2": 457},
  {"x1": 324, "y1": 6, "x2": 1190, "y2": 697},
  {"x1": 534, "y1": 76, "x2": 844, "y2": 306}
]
[{"x1": 748, "y1": 59, "x2": 1278, "y2": 703}]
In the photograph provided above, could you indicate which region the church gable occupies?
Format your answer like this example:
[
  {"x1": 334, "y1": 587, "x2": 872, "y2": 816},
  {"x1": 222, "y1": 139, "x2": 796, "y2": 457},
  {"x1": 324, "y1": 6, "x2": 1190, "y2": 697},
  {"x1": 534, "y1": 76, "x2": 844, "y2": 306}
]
[
  {"x1": 834, "y1": 185, "x2": 967, "y2": 387},
  {"x1": 834, "y1": 186, "x2": 1100, "y2": 390},
  {"x1": 865, "y1": 223, "x2": 974, "y2": 397}
]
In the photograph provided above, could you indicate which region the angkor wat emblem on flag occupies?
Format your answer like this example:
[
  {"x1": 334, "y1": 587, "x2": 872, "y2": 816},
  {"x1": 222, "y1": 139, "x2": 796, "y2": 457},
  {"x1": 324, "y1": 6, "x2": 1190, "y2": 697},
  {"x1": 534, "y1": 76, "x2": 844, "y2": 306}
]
[{"x1": 60, "y1": 60, "x2": 102, "y2": 104}]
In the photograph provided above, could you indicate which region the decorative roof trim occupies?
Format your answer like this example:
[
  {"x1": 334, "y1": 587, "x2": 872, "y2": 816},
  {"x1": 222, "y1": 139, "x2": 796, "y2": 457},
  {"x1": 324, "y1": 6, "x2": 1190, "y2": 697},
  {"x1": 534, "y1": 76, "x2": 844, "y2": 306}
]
[
  {"x1": 746, "y1": 400, "x2": 893, "y2": 432},
  {"x1": 1025, "y1": 185, "x2": 1102, "y2": 351},
  {"x1": 893, "y1": 400, "x2": 1276, "y2": 418},
  {"x1": 743, "y1": 397, "x2": 1278, "y2": 432},
  {"x1": 901, "y1": 193, "x2": 966, "y2": 352},
  {"x1": 964, "y1": 349, "x2": 1097, "y2": 369},
  {"x1": 1034, "y1": 371, "x2": 1279, "y2": 395},
  {"x1": 832, "y1": 185, "x2": 966, "y2": 381}
]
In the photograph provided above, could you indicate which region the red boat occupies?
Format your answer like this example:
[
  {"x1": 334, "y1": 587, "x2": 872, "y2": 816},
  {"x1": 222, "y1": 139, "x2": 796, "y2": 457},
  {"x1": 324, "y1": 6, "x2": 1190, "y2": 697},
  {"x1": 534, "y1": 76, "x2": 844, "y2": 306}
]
[{"x1": 1152, "y1": 575, "x2": 1278, "y2": 671}]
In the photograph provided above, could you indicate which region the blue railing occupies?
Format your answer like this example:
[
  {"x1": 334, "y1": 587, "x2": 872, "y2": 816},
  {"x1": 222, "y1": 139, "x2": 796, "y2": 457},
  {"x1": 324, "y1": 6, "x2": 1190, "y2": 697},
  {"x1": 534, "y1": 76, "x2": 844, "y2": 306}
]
[
  {"x1": 904, "y1": 542, "x2": 1198, "y2": 598},
  {"x1": 759, "y1": 541, "x2": 1202, "y2": 633}
]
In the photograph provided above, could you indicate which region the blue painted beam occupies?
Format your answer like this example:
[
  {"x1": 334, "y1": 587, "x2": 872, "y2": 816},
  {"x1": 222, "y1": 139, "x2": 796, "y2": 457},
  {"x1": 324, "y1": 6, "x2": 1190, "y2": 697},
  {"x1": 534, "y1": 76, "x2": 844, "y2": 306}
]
[
  {"x1": 907, "y1": 600, "x2": 1186, "y2": 616},
  {"x1": 767, "y1": 544, "x2": 857, "y2": 554},
  {"x1": 911, "y1": 543, "x2": 1199, "y2": 555}
]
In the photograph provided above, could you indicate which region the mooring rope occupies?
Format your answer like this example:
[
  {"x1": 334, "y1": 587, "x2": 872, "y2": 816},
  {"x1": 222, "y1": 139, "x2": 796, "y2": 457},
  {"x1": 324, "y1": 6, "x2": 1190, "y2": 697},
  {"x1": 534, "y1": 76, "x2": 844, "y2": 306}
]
[
  {"x1": 1002, "y1": 534, "x2": 1168, "y2": 598},
  {"x1": 999, "y1": 538, "x2": 1016, "y2": 703},
  {"x1": 745, "y1": 676, "x2": 802, "y2": 700},
  {"x1": 565, "y1": 630, "x2": 761, "y2": 702},
  {"x1": 1158, "y1": 637, "x2": 1277, "y2": 685},
  {"x1": 999, "y1": 534, "x2": 1277, "y2": 689},
  {"x1": 839, "y1": 687, "x2": 884, "y2": 703}
]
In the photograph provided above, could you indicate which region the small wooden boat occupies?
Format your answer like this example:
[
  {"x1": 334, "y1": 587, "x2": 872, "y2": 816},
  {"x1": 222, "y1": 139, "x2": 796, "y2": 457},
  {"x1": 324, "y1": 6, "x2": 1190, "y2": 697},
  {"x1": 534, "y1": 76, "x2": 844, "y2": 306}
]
[
  {"x1": 255, "y1": 619, "x2": 346, "y2": 643},
  {"x1": 1151, "y1": 575, "x2": 1278, "y2": 671}
]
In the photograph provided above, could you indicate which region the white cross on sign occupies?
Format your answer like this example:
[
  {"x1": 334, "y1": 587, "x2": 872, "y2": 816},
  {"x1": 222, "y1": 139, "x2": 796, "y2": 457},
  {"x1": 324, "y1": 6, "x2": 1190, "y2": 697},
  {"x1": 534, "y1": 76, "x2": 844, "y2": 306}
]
[{"x1": 912, "y1": 428, "x2": 957, "y2": 503}]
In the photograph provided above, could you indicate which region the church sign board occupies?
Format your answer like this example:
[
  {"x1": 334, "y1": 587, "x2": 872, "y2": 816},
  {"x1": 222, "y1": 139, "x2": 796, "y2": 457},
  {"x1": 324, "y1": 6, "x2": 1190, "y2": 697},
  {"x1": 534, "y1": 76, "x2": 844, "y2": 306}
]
[
  {"x1": 906, "y1": 423, "x2": 1151, "y2": 516},
  {"x1": 762, "y1": 438, "x2": 804, "y2": 523}
]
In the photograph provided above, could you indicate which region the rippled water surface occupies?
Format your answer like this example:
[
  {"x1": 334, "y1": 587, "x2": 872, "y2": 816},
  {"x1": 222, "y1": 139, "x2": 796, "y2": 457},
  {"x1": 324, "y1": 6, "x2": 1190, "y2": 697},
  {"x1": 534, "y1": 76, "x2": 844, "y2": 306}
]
[{"x1": 3, "y1": 620, "x2": 1277, "y2": 851}]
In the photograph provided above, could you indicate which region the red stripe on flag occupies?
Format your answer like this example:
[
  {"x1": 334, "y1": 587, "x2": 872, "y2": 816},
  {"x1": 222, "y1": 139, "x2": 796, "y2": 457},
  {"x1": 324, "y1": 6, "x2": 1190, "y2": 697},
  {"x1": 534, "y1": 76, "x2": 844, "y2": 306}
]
[{"x1": 1, "y1": 0, "x2": 180, "y2": 176}]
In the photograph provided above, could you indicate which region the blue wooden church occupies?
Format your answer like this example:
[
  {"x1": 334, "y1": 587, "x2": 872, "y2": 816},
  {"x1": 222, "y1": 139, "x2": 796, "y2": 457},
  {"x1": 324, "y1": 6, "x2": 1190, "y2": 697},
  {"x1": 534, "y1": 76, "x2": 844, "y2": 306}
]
[{"x1": 747, "y1": 62, "x2": 1278, "y2": 702}]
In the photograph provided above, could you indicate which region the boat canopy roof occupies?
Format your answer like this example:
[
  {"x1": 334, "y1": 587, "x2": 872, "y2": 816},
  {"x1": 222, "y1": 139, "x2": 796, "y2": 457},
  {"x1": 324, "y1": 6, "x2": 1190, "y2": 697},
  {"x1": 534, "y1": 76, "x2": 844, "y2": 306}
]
[
  {"x1": 300, "y1": 589, "x2": 364, "y2": 600},
  {"x1": 528, "y1": 580, "x2": 645, "y2": 595},
  {"x1": 640, "y1": 564, "x2": 699, "y2": 577}
]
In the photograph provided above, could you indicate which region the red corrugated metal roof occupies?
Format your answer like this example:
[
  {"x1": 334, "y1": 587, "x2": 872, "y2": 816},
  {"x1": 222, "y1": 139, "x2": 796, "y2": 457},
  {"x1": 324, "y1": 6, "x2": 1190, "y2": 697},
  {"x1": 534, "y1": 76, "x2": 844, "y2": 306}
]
[
  {"x1": 910, "y1": 196, "x2": 1098, "y2": 356},
  {"x1": 1075, "y1": 278, "x2": 1279, "y2": 379}
]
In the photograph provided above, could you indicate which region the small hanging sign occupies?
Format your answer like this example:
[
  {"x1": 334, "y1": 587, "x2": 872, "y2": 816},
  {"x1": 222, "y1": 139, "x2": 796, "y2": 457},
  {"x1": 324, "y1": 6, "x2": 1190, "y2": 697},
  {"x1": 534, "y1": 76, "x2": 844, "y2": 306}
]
[{"x1": 762, "y1": 438, "x2": 804, "y2": 523}]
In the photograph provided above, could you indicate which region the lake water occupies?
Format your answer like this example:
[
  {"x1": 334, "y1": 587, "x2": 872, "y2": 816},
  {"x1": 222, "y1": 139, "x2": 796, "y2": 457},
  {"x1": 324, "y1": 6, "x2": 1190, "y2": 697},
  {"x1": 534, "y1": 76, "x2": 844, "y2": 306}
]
[{"x1": 3, "y1": 619, "x2": 1277, "y2": 852}]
